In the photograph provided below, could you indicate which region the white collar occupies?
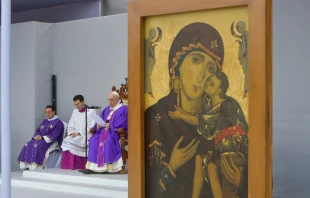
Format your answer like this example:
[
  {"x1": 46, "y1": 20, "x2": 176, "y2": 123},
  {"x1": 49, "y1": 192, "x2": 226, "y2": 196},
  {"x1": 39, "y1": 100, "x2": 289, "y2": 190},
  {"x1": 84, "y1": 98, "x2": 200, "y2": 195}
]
[
  {"x1": 110, "y1": 102, "x2": 123, "y2": 112},
  {"x1": 47, "y1": 115, "x2": 58, "y2": 121}
]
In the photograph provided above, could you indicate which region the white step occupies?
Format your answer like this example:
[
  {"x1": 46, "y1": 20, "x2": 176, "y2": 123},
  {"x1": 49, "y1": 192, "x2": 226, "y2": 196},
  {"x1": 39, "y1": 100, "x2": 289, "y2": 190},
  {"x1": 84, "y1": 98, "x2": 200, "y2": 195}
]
[
  {"x1": 23, "y1": 168, "x2": 128, "y2": 188},
  {"x1": 0, "y1": 170, "x2": 128, "y2": 198},
  {"x1": 1, "y1": 186, "x2": 104, "y2": 198}
]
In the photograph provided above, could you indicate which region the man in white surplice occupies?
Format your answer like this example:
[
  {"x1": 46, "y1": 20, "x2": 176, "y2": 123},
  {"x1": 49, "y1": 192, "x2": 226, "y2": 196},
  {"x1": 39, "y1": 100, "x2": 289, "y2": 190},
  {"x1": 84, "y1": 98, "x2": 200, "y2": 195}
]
[{"x1": 61, "y1": 95, "x2": 97, "y2": 170}]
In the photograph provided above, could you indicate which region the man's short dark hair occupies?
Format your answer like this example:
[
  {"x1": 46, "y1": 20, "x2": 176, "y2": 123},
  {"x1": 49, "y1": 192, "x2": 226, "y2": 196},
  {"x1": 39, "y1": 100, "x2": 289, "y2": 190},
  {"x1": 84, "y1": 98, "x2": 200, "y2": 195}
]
[
  {"x1": 73, "y1": 95, "x2": 84, "y2": 102},
  {"x1": 46, "y1": 105, "x2": 55, "y2": 112}
]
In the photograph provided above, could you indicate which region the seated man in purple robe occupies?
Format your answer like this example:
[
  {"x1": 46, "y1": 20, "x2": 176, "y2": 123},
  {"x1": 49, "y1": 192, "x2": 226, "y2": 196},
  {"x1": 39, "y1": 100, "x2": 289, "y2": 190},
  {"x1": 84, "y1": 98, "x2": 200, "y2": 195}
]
[
  {"x1": 18, "y1": 105, "x2": 64, "y2": 170},
  {"x1": 80, "y1": 91, "x2": 128, "y2": 174}
]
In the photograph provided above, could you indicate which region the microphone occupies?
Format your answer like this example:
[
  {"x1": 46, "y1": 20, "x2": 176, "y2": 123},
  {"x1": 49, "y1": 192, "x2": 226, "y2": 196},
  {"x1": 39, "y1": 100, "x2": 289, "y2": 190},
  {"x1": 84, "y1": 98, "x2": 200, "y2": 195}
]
[{"x1": 87, "y1": 106, "x2": 101, "y2": 109}]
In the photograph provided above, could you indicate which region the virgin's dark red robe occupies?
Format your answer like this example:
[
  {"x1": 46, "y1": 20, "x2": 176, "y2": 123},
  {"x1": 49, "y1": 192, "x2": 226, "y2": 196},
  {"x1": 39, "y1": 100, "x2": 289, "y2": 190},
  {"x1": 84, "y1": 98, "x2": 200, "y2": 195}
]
[{"x1": 145, "y1": 91, "x2": 214, "y2": 198}]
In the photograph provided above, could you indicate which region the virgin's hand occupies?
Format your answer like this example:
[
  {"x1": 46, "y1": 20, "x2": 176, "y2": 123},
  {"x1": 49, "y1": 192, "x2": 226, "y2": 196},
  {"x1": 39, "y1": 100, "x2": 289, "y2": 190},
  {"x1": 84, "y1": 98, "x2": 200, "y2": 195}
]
[
  {"x1": 169, "y1": 136, "x2": 200, "y2": 172},
  {"x1": 168, "y1": 110, "x2": 183, "y2": 120},
  {"x1": 96, "y1": 124, "x2": 101, "y2": 129}
]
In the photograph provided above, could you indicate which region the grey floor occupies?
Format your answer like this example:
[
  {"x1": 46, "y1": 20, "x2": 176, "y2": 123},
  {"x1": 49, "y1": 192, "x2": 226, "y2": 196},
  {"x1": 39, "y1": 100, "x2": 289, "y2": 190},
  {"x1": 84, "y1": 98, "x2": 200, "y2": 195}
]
[
  {"x1": 0, "y1": 187, "x2": 104, "y2": 198},
  {"x1": 0, "y1": 169, "x2": 127, "y2": 198}
]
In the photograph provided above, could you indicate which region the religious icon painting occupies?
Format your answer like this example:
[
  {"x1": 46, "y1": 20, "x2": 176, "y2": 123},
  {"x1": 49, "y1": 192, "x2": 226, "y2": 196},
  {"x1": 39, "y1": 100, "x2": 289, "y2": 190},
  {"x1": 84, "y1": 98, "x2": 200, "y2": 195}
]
[
  {"x1": 144, "y1": 7, "x2": 249, "y2": 198},
  {"x1": 128, "y1": 1, "x2": 272, "y2": 198}
]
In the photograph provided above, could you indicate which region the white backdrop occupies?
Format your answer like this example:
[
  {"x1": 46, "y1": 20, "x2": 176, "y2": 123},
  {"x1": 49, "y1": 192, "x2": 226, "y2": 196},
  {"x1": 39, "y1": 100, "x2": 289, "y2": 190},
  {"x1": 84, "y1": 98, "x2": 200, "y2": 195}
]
[
  {"x1": 0, "y1": 14, "x2": 128, "y2": 172},
  {"x1": 53, "y1": 14, "x2": 128, "y2": 122},
  {"x1": 0, "y1": 22, "x2": 53, "y2": 171}
]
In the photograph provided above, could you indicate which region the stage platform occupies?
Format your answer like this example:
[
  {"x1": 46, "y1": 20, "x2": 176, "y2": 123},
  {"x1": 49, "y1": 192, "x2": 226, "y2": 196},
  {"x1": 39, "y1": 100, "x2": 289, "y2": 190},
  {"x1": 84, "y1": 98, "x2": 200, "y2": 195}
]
[{"x1": 0, "y1": 168, "x2": 128, "y2": 198}]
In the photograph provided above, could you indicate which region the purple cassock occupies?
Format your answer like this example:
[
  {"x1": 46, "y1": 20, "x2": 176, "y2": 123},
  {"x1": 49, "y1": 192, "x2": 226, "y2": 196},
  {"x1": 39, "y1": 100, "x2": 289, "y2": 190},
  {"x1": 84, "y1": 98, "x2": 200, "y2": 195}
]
[
  {"x1": 17, "y1": 118, "x2": 64, "y2": 167},
  {"x1": 88, "y1": 105, "x2": 128, "y2": 167}
]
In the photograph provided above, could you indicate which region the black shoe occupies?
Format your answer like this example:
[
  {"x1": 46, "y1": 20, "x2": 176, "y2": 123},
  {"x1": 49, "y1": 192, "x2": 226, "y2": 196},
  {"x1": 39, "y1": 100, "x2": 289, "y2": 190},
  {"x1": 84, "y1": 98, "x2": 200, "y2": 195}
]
[
  {"x1": 81, "y1": 169, "x2": 97, "y2": 174},
  {"x1": 78, "y1": 169, "x2": 84, "y2": 172}
]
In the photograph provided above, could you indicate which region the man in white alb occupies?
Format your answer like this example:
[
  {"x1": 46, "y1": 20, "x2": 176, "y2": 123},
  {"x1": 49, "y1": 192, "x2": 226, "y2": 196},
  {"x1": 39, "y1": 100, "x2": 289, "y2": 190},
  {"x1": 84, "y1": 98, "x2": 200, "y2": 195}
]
[{"x1": 61, "y1": 95, "x2": 97, "y2": 170}]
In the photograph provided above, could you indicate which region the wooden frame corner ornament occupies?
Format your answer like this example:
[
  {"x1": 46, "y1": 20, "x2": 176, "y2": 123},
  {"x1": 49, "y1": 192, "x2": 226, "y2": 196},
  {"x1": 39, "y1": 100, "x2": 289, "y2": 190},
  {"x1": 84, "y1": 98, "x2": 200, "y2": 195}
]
[{"x1": 128, "y1": 0, "x2": 272, "y2": 198}]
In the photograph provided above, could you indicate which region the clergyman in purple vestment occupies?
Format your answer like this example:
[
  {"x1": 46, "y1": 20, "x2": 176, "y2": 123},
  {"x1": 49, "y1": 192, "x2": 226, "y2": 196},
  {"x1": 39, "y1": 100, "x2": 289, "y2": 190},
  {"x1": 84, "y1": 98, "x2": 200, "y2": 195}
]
[
  {"x1": 18, "y1": 105, "x2": 64, "y2": 170},
  {"x1": 81, "y1": 91, "x2": 128, "y2": 174}
]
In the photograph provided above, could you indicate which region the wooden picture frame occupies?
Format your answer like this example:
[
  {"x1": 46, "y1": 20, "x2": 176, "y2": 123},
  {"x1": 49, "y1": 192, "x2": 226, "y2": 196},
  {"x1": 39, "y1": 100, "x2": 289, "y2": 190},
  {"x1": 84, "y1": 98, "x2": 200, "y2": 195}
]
[{"x1": 128, "y1": 0, "x2": 272, "y2": 197}]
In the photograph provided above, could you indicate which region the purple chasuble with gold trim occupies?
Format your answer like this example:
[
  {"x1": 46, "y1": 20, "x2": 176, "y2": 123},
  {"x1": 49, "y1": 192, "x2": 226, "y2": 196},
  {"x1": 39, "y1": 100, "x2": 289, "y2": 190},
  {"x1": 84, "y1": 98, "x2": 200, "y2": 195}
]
[
  {"x1": 88, "y1": 105, "x2": 128, "y2": 167},
  {"x1": 17, "y1": 118, "x2": 64, "y2": 166}
]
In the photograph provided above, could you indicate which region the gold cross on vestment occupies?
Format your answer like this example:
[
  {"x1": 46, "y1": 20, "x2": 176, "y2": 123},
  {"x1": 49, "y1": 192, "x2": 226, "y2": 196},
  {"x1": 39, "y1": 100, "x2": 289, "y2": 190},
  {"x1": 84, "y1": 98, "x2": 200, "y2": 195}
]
[{"x1": 155, "y1": 113, "x2": 161, "y2": 122}]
